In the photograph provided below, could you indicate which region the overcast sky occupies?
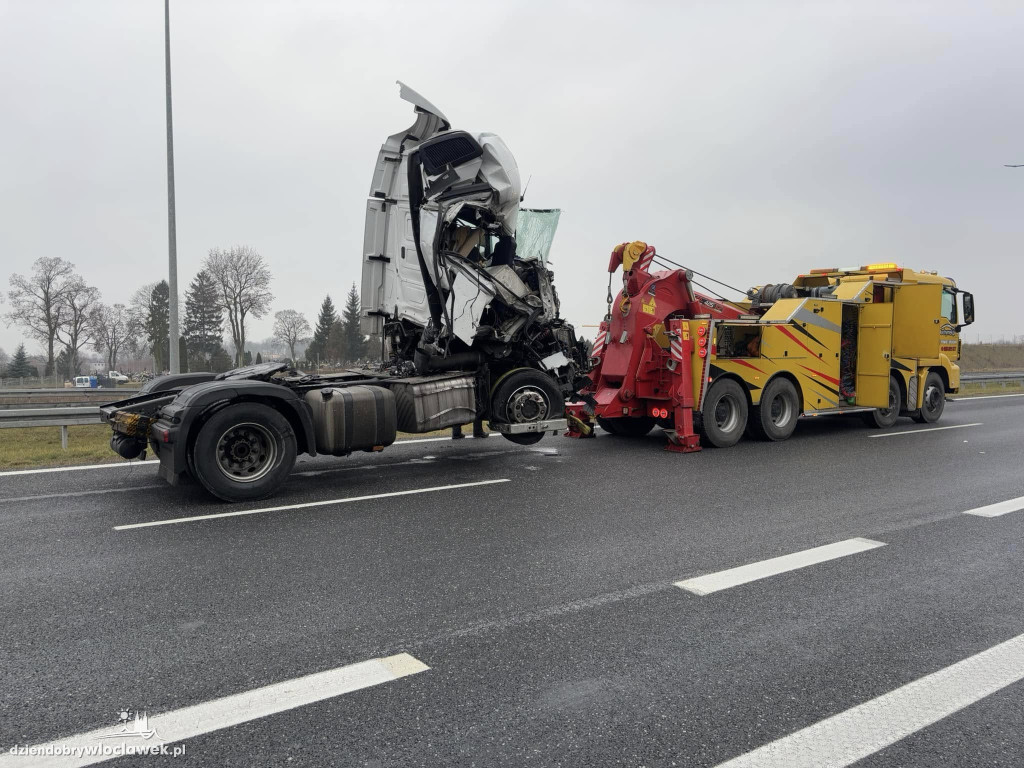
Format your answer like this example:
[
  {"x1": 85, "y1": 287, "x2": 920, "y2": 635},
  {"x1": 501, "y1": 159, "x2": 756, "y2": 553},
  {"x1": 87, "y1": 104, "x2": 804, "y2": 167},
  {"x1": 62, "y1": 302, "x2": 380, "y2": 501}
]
[{"x1": 2, "y1": 0, "x2": 1022, "y2": 359}]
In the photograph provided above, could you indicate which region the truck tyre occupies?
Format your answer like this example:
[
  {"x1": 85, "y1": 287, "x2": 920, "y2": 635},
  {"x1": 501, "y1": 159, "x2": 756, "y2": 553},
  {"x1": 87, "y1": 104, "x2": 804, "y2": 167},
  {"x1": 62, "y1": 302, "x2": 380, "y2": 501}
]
[
  {"x1": 912, "y1": 371, "x2": 945, "y2": 424},
  {"x1": 700, "y1": 379, "x2": 748, "y2": 448},
  {"x1": 191, "y1": 402, "x2": 297, "y2": 502},
  {"x1": 596, "y1": 416, "x2": 656, "y2": 437},
  {"x1": 491, "y1": 369, "x2": 564, "y2": 446},
  {"x1": 861, "y1": 376, "x2": 901, "y2": 429},
  {"x1": 747, "y1": 377, "x2": 800, "y2": 441}
]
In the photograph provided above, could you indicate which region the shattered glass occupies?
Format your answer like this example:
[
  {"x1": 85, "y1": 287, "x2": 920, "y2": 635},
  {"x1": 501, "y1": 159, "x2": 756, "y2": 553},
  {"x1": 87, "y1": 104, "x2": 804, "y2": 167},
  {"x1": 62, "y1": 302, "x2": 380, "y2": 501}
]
[{"x1": 514, "y1": 208, "x2": 561, "y2": 264}]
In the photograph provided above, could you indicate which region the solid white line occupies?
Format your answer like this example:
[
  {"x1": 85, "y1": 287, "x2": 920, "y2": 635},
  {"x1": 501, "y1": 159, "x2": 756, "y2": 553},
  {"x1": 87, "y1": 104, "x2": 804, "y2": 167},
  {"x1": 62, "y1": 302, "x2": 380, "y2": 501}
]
[
  {"x1": 0, "y1": 434, "x2": 501, "y2": 478},
  {"x1": 0, "y1": 653, "x2": 428, "y2": 768},
  {"x1": 963, "y1": 495, "x2": 1024, "y2": 518},
  {"x1": 0, "y1": 460, "x2": 158, "y2": 478},
  {"x1": 868, "y1": 422, "x2": 982, "y2": 438},
  {"x1": 675, "y1": 538, "x2": 886, "y2": 596},
  {"x1": 396, "y1": 432, "x2": 499, "y2": 444},
  {"x1": 713, "y1": 631, "x2": 1024, "y2": 768},
  {"x1": 113, "y1": 478, "x2": 511, "y2": 530},
  {"x1": 952, "y1": 392, "x2": 1024, "y2": 401}
]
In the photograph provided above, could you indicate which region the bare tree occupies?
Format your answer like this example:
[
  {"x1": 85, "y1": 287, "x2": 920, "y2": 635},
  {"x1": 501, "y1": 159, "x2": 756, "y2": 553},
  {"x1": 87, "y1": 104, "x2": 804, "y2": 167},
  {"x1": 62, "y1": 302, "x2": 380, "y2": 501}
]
[
  {"x1": 55, "y1": 279, "x2": 100, "y2": 378},
  {"x1": 92, "y1": 303, "x2": 141, "y2": 371},
  {"x1": 203, "y1": 246, "x2": 273, "y2": 367},
  {"x1": 5, "y1": 257, "x2": 75, "y2": 377},
  {"x1": 272, "y1": 309, "x2": 311, "y2": 362}
]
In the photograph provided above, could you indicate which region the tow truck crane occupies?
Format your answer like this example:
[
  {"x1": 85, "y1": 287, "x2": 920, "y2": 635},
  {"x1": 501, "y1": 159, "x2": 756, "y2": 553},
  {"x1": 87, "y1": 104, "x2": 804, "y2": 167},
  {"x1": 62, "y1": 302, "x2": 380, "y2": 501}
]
[{"x1": 570, "y1": 241, "x2": 975, "y2": 451}]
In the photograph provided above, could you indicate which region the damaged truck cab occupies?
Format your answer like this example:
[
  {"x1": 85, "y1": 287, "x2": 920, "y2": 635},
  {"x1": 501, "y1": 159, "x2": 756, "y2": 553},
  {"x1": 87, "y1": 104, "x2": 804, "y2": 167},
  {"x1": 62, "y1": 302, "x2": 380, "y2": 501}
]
[{"x1": 101, "y1": 83, "x2": 587, "y2": 502}]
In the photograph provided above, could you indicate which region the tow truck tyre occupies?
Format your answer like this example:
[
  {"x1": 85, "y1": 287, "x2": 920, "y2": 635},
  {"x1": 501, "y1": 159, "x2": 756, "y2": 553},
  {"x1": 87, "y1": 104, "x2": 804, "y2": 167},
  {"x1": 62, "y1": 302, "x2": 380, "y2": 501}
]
[
  {"x1": 911, "y1": 371, "x2": 945, "y2": 424},
  {"x1": 747, "y1": 377, "x2": 800, "y2": 441},
  {"x1": 700, "y1": 379, "x2": 748, "y2": 448},
  {"x1": 491, "y1": 369, "x2": 564, "y2": 446},
  {"x1": 596, "y1": 416, "x2": 656, "y2": 437},
  {"x1": 191, "y1": 402, "x2": 297, "y2": 502},
  {"x1": 862, "y1": 375, "x2": 901, "y2": 429}
]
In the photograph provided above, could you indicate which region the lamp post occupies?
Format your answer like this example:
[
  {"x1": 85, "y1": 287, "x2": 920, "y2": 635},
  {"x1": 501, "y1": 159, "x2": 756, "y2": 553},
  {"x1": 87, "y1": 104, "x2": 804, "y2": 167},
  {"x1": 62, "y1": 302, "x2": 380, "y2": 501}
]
[{"x1": 165, "y1": 0, "x2": 180, "y2": 374}]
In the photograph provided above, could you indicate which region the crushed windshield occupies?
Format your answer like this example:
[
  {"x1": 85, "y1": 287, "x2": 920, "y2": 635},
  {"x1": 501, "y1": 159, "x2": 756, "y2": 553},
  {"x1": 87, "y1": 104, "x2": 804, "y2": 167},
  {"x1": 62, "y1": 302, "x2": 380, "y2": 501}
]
[{"x1": 514, "y1": 208, "x2": 561, "y2": 264}]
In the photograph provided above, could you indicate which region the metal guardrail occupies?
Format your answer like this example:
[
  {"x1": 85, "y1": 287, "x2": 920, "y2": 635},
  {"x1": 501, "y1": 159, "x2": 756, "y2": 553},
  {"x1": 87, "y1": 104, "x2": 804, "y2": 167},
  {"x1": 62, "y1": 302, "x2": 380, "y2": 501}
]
[
  {"x1": 0, "y1": 406, "x2": 105, "y2": 428},
  {"x1": 961, "y1": 371, "x2": 1024, "y2": 383}
]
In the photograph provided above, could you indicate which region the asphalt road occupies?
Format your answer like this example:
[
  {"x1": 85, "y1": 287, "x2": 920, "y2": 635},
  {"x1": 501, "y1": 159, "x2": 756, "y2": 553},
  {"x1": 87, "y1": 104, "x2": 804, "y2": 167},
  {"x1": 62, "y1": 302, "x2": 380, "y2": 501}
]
[{"x1": 1, "y1": 393, "x2": 1023, "y2": 767}]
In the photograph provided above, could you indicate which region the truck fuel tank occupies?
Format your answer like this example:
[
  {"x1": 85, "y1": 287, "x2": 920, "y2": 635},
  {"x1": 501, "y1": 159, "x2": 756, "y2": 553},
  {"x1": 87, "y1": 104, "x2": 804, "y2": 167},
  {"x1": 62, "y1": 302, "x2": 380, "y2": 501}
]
[{"x1": 304, "y1": 386, "x2": 398, "y2": 456}]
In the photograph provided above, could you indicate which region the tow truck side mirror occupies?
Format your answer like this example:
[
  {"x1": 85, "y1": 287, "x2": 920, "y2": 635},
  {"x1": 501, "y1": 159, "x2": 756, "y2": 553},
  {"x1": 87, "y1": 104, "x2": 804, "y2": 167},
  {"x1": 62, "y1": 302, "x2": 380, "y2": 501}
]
[{"x1": 958, "y1": 292, "x2": 975, "y2": 329}]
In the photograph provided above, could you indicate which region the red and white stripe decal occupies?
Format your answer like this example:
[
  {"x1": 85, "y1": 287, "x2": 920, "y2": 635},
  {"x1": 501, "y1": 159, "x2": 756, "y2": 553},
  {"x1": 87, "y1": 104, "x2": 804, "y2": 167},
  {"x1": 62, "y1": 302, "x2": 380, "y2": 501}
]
[
  {"x1": 670, "y1": 335, "x2": 684, "y2": 362},
  {"x1": 592, "y1": 328, "x2": 608, "y2": 359},
  {"x1": 638, "y1": 245, "x2": 657, "y2": 272}
]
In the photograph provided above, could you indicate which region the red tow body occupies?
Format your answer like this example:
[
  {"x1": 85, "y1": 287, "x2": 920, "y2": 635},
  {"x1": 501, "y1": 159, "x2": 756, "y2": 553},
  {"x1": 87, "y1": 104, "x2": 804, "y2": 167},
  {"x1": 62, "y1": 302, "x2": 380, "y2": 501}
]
[{"x1": 578, "y1": 241, "x2": 744, "y2": 452}]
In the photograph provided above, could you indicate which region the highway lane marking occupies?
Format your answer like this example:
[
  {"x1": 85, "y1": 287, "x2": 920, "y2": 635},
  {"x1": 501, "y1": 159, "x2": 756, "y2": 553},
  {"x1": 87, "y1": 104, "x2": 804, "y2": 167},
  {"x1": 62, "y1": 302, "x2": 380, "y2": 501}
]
[
  {"x1": 0, "y1": 485, "x2": 165, "y2": 504},
  {"x1": 952, "y1": 392, "x2": 1024, "y2": 401},
  {"x1": 0, "y1": 460, "x2": 158, "y2": 478},
  {"x1": 675, "y1": 538, "x2": 886, "y2": 596},
  {"x1": 113, "y1": 478, "x2": 511, "y2": 530},
  {"x1": 868, "y1": 422, "x2": 982, "y2": 438},
  {"x1": 0, "y1": 434, "x2": 502, "y2": 479},
  {"x1": 713, "y1": 631, "x2": 1024, "y2": 768},
  {"x1": 963, "y1": 494, "x2": 1024, "y2": 518},
  {"x1": 0, "y1": 653, "x2": 428, "y2": 768}
]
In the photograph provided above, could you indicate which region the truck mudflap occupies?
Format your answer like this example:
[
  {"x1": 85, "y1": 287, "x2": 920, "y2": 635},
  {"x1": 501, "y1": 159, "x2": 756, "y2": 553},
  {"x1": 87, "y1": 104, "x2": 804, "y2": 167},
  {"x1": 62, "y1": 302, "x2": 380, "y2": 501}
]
[{"x1": 492, "y1": 418, "x2": 568, "y2": 437}]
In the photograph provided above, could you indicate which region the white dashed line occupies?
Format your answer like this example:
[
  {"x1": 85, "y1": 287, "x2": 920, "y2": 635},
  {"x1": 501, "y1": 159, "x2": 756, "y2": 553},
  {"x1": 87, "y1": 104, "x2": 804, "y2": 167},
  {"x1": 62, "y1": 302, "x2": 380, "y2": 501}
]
[
  {"x1": 963, "y1": 495, "x2": 1024, "y2": 518},
  {"x1": 0, "y1": 653, "x2": 428, "y2": 768},
  {"x1": 713, "y1": 631, "x2": 1024, "y2": 768},
  {"x1": 868, "y1": 422, "x2": 982, "y2": 438},
  {"x1": 113, "y1": 478, "x2": 511, "y2": 530},
  {"x1": 675, "y1": 538, "x2": 886, "y2": 595}
]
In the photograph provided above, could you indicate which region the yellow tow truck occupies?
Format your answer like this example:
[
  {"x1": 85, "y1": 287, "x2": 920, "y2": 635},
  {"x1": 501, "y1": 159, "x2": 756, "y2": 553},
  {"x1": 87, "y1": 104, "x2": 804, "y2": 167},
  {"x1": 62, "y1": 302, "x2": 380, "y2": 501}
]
[{"x1": 576, "y1": 245, "x2": 976, "y2": 450}]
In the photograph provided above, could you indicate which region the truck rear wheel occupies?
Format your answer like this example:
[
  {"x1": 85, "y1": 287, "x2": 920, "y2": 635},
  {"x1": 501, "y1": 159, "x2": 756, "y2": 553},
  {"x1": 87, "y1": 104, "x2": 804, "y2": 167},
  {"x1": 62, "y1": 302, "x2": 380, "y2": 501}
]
[
  {"x1": 491, "y1": 369, "x2": 564, "y2": 446},
  {"x1": 192, "y1": 402, "x2": 297, "y2": 502},
  {"x1": 747, "y1": 377, "x2": 800, "y2": 441},
  {"x1": 911, "y1": 372, "x2": 945, "y2": 424},
  {"x1": 700, "y1": 379, "x2": 748, "y2": 448},
  {"x1": 861, "y1": 376, "x2": 901, "y2": 429},
  {"x1": 596, "y1": 416, "x2": 656, "y2": 437}
]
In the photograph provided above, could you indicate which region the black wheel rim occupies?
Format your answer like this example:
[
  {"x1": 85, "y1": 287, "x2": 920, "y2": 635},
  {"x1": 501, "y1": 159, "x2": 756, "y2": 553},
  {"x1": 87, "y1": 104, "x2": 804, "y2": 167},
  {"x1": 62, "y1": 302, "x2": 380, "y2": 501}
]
[{"x1": 216, "y1": 422, "x2": 277, "y2": 483}]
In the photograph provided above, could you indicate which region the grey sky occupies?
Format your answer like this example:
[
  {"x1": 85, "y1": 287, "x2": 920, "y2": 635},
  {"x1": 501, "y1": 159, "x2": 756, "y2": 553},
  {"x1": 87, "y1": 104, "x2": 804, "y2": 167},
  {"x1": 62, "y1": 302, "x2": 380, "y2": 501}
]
[{"x1": 2, "y1": 0, "x2": 1022, "y2": 357}]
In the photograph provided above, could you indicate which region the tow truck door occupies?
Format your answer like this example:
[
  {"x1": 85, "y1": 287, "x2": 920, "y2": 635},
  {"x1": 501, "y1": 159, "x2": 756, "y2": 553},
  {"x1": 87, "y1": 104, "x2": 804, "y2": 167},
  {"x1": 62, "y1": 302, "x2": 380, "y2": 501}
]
[
  {"x1": 893, "y1": 283, "x2": 942, "y2": 359},
  {"x1": 856, "y1": 302, "x2": 894, "y2": 408}
]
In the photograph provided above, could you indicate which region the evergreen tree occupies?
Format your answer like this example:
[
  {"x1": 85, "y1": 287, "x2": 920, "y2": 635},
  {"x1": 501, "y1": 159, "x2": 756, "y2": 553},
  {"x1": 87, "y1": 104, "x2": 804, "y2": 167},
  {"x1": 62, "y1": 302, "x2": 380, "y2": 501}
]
[
  {"x1": 146, "y1": 281, "x2": 170, "y2": 372},
  {"x1": 341, "y1": 283, "x2": 366, "y2": 363},
  {"x1": 182, "y1": 270, "x2": 223, "y2": 371},
  {"x1": 6, "y1": 344, "x2": 33, "y2": 378},
  {"x1": 307, "y1": 295, "x2": 338, "y2": 366},
  {"x1": 55, "y1": 348, "x2": 71, "y2": 380},
  {"x1": 327, "y1": 319, "x2": 347, "y2": 365},
  {"x1": 255, "y1": 352, "x2": 263, "y2": 364},
  {"x1": 244, "y1": 350, "x2": 253, "y2": 366},
  {"x1": 210, "y1": 346, "x2": 232, "y2": 373}
]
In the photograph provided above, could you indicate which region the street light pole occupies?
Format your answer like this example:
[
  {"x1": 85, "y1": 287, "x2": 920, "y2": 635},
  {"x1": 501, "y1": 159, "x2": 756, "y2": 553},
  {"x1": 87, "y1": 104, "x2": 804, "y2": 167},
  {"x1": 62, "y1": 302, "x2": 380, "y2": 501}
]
[{"x1": 165, "y1": 0, "x2": 180, "y2": 374}]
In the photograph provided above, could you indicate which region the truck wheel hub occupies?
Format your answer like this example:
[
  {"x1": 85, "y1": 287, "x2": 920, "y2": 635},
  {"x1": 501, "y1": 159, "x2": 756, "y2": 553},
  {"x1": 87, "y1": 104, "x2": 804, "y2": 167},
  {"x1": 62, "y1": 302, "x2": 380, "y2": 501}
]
[
  {"x1": 508, "y1": 387, "x2": 547, "y2": 423},
  {"x1": 216, "y1": 423, "x2": 277, "y2": 483}
]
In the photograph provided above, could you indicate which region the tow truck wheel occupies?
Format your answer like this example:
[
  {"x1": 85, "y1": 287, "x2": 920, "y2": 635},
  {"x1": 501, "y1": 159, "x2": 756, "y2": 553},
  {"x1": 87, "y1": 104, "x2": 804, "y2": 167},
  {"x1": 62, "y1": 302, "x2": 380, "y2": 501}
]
[
  {"x1": 491, "y1": 369, "x2": 564, "y2": 446},
  {"x1": 747, "y1": 377, "x2": 800, "y2": 441},
  {"x1": 911, "y1": 372, "x2": 945, "y2": 424},
  {"x1": 861, "y1": 375, "x2": 901, "y2": 429},
  {"x1": 596, "y1": 416, "x2": 656, "y2": 437},
  {"x1": 700, "y1": 379, "x2": 748, "y2": 448},
  {"x1": 191, "y1": 403, "x2": 297, "y2": 502}
]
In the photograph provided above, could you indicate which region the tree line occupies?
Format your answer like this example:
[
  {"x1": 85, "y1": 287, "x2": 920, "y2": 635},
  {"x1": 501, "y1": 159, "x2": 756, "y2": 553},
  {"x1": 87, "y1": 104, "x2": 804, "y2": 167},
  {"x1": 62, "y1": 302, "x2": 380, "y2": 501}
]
[{"x1": 3, "y1": 246, "x2": 372, "y2": 381}]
